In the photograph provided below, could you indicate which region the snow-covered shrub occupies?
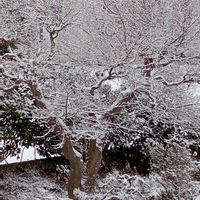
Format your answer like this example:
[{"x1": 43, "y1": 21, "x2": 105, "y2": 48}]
[
  {"x1": 100, "y1": 137, "x2": 151, "y2": 176},
  {"x1": 150, "y1": 143, "x2": 200, "y2": 199}
]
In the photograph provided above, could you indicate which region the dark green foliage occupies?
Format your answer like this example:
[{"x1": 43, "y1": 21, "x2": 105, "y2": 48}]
[
  {"x1": 0, "y1": 38, "x2": 17, "y2": 56},
  {"x1": 0, "y1": 104, "x2": 62, "y2": 159},
  {"x1": 100, "y1": 131, "x2": 151, "y2": 176},
  {"x1": 0, "y1": 81, "x2": 63, "y2": 160},
  {"x1": 65, "y1": 117, "x2": 74, "y2": 127},
  {"x1": 189, "y1": 143, "x2": 200, "y2": 160},
  {"x1": 99, "y1": 105, "x2": 180, "y2": 176}
]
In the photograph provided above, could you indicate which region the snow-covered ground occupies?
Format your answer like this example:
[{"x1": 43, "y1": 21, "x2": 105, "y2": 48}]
[
  {"x1": 0, "y1": 170, "x2": 67, "y2": 200},
  {"x1": 1, "y1": 169, "x2": 200, "y2": 200}
]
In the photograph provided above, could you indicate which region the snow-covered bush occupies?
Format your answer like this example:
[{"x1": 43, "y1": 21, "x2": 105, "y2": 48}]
[{"x1": 150, "y1": 143, "x2": 200, "y2": 199}]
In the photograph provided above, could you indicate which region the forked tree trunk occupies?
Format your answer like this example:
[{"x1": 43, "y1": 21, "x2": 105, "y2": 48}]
[
  {"x1": 62, "y1": 137, "x2": 83, "y2": 199},
  {"x1": 86, "y1": 139, "x2": 102, "y2": 192}
]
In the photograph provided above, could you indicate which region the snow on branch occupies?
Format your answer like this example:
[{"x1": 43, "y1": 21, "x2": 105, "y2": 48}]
[{"x1": 155, "y1": 73, "x2": 200, "y2": 87}]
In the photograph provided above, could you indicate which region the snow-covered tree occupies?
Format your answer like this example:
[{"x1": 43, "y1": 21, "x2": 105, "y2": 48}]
[{"x1": 1, "y1": 0, "x2": 200, "y2": 199}]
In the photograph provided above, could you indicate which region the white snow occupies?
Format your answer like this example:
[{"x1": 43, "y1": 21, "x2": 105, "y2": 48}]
[
  {"x1": 196, "y1": 195, "x2": 200, "y2": 200},
  {"x1": 0, "y1": 146, "x2": 44, "y2": 165},
  {"x1": 105, "y1": 78, "x2": 121, "y2": 91},
  {"x1": 1, "y1": 167, "x2": 200, "y2": 200},
  {"x1": 0, "y1": 170, "x2": 68, "y2": 200}
]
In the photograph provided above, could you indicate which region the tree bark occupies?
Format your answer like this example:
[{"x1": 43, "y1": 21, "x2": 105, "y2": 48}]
[
  {"x1": 86, "y1": 139, "x2": 102, "y2": 192},
  {"x1": 62, "y1": 137, "x2": 83, "y2": 199},
  {"x1": 143, "y1": 57, "x2": 155, "y2": 77}
]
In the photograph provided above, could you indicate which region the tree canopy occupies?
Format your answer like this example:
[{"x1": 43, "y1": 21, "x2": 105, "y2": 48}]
[{"x1": 0, "y1": 0, "x2": 200, "y2": 199}]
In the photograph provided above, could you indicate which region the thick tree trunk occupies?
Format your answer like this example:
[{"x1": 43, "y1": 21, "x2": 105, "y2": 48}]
[
  {"x1": 86, "y1": 139, "x2": 102, "y2": 192},
  {"x1": 62, "y1": 137, "x2": 83, "y2": 199}
]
